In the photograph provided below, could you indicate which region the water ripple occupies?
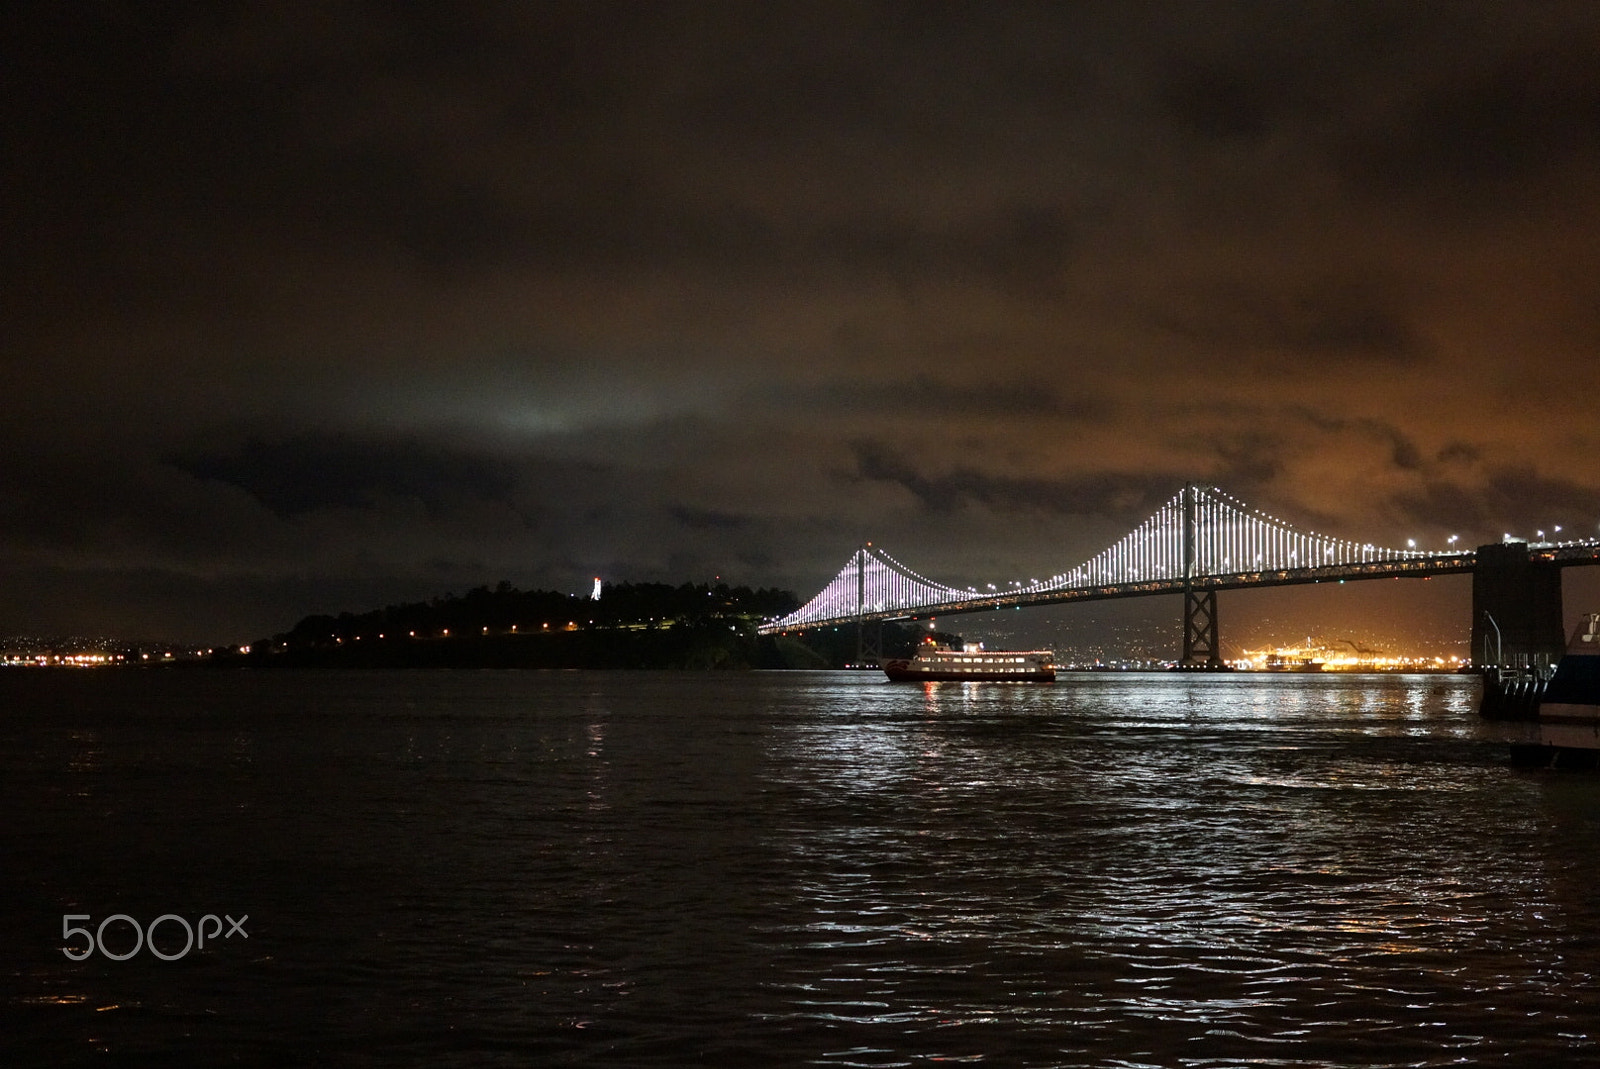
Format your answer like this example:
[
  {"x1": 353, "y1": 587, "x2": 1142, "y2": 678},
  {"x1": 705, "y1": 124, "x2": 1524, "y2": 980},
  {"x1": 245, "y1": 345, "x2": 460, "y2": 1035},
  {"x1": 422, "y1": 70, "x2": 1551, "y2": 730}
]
[{"x1": 2, "y1": 671, "x2": 1598, "y2": 1065}]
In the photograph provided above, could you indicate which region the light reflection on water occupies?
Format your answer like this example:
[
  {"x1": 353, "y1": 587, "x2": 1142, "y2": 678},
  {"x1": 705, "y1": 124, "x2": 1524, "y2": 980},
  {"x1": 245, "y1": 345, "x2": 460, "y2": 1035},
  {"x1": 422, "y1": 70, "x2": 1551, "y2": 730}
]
[
  {"x1": 1, "y1": 669, "x2": 1598, "y2": 1066},
  {"x1": 761, "y1": 673, "x2": 1593, "y2": 1066}
]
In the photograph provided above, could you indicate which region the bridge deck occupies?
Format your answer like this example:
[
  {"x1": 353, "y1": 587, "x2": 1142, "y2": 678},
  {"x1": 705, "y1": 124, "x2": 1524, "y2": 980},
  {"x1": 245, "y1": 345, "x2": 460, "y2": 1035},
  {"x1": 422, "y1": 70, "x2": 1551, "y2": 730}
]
[{"x1": 760, "y1": 542, "x2": 1600, "y2": 635}]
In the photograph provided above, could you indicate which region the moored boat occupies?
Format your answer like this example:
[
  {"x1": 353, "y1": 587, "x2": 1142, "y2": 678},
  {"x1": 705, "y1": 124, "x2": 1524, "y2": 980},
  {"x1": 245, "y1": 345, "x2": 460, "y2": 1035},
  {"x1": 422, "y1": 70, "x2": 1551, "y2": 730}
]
[
  {"x1": 881, "y1": 640, "x2": 1055, "y2": 682},
  {"x1": 1535, "y1": 613, "x2": 1600, "y2": 750}
]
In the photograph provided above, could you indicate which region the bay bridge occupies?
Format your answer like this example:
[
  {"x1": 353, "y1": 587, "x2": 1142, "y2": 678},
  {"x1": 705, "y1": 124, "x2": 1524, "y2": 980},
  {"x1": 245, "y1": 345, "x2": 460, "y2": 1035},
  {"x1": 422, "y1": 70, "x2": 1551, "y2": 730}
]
[{"x1": 758, "y1": 484, "x2": 1600, "y2": 669}]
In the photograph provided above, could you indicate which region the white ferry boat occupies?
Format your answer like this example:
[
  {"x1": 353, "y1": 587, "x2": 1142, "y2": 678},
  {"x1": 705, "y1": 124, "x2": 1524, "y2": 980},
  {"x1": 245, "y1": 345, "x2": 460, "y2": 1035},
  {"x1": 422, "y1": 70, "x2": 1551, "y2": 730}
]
[
  {"x1": 1536, "y1": 613, "x2": 1600, "y2": 750},
  {"x1": 881, "y1": 640, "x2": 1055, "y2": 682}
]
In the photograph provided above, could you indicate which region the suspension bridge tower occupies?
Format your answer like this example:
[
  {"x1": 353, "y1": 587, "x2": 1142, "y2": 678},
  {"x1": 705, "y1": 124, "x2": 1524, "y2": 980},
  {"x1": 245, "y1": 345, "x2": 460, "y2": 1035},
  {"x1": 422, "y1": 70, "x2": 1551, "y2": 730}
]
[{"x1": 1178, "y1": 483, "x2": 1227, "y2": 670}]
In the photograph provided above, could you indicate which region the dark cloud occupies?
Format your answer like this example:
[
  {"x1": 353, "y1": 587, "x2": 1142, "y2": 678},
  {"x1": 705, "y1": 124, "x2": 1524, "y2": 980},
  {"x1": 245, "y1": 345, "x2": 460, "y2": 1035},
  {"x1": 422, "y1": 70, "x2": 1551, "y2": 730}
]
[
  {"x1": 1157, "y1": 56, "x2": 1297, "y2": 142},
  {"x1": 1202, "y1": 427, "x2": 1288, "y2": 490},
  {"x1": 1153, "y1": 282, "x2": 1419, "y2": 362},
  {"x1": 172, "y1": 434, "x2": 518, "y2": 518},
  {"x1": 0, "y1": 450, "x2": 261, "y2": 565},
  {"x1": 3, "y1": 1, "x2": 1600, "y2": 642},
  {"x1": 1392, "y1": 466, "x2": 1600, "y2": 539},
  {"x1": 786, "y1": 373, "x2": 1104, "y2": 420},
  {"x1": 1291, "y1": 413, "x2": 1424, "y2": 472},
  {"x1": 1436, "y1": 442, "x2": 1481, "y2": 467},
  {"x1": 848, "y1": 441, "x2": 1173, "y2": 519},
  {"x1": 668, "y1": 505, "x2": 751, "y2": 532},
  {"x1": 807, "y1": 205, "x2": 1077, "y2": 295},
  {"x1": 1338, "y1": 41, "x2": 1600, "y2": 209}
]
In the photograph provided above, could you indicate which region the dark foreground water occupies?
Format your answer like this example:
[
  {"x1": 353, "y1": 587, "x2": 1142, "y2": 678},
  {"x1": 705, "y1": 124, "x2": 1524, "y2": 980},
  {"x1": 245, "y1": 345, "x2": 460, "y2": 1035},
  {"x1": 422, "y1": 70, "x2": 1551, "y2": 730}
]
[{"x1": 2, "y1": 670, "x2": 1598, "y2": 1067}]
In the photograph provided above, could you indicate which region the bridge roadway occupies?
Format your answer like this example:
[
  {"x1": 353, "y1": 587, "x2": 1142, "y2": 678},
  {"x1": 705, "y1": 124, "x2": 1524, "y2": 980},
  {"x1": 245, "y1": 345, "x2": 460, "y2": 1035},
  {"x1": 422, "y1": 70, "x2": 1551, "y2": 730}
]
[{"x1": 759, "y1": 542, "x2": 1600, "y2": 633}]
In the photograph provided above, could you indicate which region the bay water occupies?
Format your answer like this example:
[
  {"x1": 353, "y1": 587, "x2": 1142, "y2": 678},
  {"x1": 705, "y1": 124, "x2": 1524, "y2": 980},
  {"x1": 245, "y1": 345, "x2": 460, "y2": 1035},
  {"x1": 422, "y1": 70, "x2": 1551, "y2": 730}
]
[{"x1": 3, "y1": 669, "x2": 1597, "y2": 1066}]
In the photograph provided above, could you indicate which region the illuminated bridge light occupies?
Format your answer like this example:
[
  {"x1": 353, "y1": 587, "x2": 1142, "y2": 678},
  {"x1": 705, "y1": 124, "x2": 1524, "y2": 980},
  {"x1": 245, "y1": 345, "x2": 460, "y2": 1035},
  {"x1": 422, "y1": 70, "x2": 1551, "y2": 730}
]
[{"x1": 760, "y1": 484, "x2": 1600, "y2": 634}]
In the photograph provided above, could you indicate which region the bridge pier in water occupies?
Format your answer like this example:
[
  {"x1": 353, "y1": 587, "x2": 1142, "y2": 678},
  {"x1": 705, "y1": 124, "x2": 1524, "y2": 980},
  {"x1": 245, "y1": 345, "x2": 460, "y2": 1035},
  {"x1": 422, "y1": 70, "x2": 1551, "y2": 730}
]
[
  {"x1": 1179, "y1": 588, "x2": 1226, "y2": 670},
  {"x1": 1470, "y1": 541, "x2": 1565, "y2": 670},
  {"x1": 855, "y1": 616, "x2": 883, "y2": 666},
  {"x1": 1473, "y1": 541, "x2": 1565, "y2": 720}
]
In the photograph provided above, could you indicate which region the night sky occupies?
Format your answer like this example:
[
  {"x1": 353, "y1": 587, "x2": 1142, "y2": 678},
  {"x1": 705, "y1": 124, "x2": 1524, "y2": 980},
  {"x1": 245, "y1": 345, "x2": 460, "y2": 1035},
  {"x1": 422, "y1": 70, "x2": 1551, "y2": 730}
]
[{"x1": 6, "y1": 2, "x2": 1600, "y2": 645}]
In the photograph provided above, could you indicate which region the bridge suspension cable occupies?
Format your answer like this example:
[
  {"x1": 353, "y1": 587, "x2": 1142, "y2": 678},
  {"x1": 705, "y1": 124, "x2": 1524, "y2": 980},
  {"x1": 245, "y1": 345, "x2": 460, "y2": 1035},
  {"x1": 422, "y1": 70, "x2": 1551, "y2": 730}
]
[
  {"x1": 770, "y1": 544, "x2": 978, "y2": 629},
  {"x1": 1034, "y1": 484, "x2": 1423, "y2": 592},
  {"x1": 765, "y1": 485, "x2": 1448, "y2": 632}
]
